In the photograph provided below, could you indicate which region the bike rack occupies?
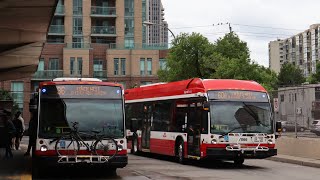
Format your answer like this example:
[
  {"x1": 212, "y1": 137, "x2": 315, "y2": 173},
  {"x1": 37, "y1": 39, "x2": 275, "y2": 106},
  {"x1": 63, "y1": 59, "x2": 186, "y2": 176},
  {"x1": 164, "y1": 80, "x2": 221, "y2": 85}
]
[
  {"x1": 225, "y1": 133, "x2": 269, "y2": 153},
  {"x1": 57, "y1": 155, "x2": 109, "y2": 164}
]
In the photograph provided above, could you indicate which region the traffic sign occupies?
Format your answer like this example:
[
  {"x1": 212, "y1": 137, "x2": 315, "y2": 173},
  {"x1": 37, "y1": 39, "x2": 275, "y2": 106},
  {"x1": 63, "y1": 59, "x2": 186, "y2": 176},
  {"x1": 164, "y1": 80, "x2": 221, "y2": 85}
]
[{"x1": 273, "y1": 98, "x2": 279, "y2": 112}]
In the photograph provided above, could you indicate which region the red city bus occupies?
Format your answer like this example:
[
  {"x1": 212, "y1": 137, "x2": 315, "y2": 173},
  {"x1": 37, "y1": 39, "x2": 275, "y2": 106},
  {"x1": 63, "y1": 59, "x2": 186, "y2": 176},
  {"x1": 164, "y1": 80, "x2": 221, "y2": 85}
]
[
  {"x1": 30, "y1": 78, "x2": 127, "y2": 177},
  {"x1": 125, "y1": 78, "x2": 280, "y2": 165}
]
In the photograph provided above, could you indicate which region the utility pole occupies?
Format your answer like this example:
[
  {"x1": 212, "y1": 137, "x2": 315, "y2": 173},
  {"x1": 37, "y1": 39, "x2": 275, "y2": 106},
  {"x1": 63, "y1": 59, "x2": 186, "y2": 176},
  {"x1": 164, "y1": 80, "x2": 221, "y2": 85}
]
[{"x1": 228, "y1": 23, "x2": 232, "y2": 33}]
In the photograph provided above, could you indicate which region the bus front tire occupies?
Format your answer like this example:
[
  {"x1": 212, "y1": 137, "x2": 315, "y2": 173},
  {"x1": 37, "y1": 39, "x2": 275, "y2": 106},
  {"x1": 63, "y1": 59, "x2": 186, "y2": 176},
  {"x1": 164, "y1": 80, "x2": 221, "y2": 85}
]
[
  {"x1": 176, "y1": 140, "x2": 185, "y2": 164},
  {"x1": 234, "y1": 157, "x2": 245, "y2": 166}
]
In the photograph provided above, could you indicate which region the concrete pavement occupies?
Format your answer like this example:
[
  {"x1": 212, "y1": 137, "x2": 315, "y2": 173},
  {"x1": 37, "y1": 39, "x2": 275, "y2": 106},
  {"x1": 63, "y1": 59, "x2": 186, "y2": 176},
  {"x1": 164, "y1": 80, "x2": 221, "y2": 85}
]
[{"x1": 268, "y1": 154, "x2": 320, "y2": 168}]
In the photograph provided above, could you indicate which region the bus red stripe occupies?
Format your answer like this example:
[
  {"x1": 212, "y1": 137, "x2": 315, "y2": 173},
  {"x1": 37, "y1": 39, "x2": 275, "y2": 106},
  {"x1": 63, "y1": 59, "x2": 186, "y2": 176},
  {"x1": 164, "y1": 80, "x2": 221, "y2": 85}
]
[{"x1": 35, "y1": 149, "x2": 127, "y2": 156}]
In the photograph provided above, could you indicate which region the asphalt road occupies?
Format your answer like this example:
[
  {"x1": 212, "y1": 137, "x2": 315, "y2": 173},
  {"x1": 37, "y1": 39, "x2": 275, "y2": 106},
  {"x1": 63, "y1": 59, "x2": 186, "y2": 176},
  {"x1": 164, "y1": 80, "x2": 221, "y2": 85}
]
[{"x1": 1, "y1": 137, "x2": 320, "y2": 180}]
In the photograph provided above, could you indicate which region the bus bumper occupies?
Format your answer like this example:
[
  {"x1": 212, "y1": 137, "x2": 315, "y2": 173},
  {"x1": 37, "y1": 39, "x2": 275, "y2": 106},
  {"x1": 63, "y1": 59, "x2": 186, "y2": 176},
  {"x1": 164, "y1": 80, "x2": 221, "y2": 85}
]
[
  {"x1": 204, "y1": 148, "x2": 277, "y2": 160},
  {"x1": 33, "y1": 155, "x2": 128, "y2": 168}
]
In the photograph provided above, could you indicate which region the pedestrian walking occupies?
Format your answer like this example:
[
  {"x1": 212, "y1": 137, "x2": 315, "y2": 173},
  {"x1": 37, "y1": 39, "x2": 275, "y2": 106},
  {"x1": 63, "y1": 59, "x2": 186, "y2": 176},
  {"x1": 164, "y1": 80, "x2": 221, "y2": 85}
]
[
  {"x1": 12, "y1": 111, "x2": 24, "y2": 150},
  {"x1": 3, "y1": 112, "x2": 16, "y2": 159}
]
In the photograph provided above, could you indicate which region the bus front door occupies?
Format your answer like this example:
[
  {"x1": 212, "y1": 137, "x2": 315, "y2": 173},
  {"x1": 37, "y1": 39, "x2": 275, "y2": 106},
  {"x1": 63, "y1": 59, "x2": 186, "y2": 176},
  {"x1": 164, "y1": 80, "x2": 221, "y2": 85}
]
[
  {"x1": 187, "y1": 102, "x2": 201, "y2": 157},
  {"x1": 141, "y1": 104, "x2": 152, "y2": 150}
]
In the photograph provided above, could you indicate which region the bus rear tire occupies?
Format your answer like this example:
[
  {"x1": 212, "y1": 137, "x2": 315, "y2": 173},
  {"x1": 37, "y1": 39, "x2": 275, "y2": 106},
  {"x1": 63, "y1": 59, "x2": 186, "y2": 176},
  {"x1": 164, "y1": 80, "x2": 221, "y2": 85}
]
[{"x1": 176, "y1": 140, "x2": 185, "y2": 164}]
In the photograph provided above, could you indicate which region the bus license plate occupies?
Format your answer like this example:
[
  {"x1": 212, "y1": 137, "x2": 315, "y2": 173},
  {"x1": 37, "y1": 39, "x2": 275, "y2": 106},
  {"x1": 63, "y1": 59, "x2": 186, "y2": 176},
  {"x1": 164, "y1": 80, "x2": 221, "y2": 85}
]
[
  {"x1": 60, "y1": 140, "x2": 66, "y2": 148},
  {"x1": 253, "y1": 137, "x2": 264, "y2": 142}
]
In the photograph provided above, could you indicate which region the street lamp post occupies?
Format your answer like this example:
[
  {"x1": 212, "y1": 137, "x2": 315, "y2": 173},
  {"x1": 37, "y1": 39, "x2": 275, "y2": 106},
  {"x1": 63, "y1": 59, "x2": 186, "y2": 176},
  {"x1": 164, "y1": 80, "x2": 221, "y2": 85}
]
[{"x1": 142, "y1": 21, "x2": 176, "y2": 39}]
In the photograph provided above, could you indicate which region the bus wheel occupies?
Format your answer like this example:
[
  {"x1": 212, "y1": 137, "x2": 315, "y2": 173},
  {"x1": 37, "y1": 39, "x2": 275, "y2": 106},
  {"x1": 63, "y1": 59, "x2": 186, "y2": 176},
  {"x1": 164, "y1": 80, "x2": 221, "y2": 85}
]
[
  {"x1": 131, "y1": 137, "x2": 139, "y2": 155},
  {"x1": 234, "y1": 157, "x2": 244, "y2": 166},
  {"x1": 176, "y1": 140, "x2": 185, "y2": 164}
]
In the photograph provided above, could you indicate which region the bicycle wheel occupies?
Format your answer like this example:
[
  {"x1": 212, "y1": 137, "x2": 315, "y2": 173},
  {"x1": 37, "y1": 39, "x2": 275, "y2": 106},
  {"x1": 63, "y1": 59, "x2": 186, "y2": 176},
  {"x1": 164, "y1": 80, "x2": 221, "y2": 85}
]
[
  {"x1": 94, "y1": 138, "x2": 118, "y2": 160},
  {"x1": 55, "y1": 135, "x2": 80, "y2": 156}
]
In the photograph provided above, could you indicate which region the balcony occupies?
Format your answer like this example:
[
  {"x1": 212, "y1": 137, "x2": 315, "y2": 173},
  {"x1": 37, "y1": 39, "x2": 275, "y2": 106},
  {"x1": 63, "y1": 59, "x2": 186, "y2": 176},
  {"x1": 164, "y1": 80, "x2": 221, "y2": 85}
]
[
  {"x1": 32, "y1": 70, "x2": 63, "y2": 80},
  {"x1": 109, "y1": 43, "x2": 169, "y2": 50},
  {"x1": 91, "y1": 6, "x2": 116, "y2": 17},
  {"x1": 66, "y1": 43, "x2": 91, "y2": 49},
  {"x1": 91, "y1": 26, "x2": 116, "y2": 36},
  {"x1": 55, "y1": 5, "x2": 65, "y2": 15},
  {"x1": 93, "y1": 70, "x2": 108, "y2": 79},
  {"x1": 48, "y1": 25, "x2": 65, "y2": 35}
]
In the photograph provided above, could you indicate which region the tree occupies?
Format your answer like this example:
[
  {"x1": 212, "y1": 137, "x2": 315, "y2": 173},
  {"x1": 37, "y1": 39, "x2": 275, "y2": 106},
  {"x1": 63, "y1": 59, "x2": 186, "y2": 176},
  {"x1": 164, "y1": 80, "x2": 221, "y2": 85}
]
[
  {"x1": 278, "y1": 62, "x2": 305, "y2": 86},
  {"x1": 213, "y1": 32, "x2": 250, "y2": 60},
  {"x1": 0, "y1": 88, "x2": 19, "y2": 116},
  {"x1": 158, "y1": 32, "x2": 217, "y2": 82},
  {"x1": 158, "y1": 31, "x2": 278, "y2": 91},
  {"x1": 307, "y1": 62, "x2": 320, "y2": 84},
  {"x1": 211, "y1": 33, "x2": 278, "y2": 91},
  {"x1": 0, "y1": 89, "x2": 13, "y2": 100}
]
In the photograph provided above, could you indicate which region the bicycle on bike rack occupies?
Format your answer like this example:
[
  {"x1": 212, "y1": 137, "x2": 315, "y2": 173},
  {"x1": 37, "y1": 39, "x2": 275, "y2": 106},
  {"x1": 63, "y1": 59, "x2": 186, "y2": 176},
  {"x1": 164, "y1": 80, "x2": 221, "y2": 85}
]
[{"x1": 54, "y1": 122, "x2": 119, "y2": 163}]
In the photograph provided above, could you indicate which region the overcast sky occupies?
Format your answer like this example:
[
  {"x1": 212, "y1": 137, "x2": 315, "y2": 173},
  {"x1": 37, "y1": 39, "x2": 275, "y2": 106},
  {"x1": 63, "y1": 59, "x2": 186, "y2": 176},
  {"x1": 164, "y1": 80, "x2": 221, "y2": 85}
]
[{"x1": 161, "y1": 0, "x2": 320, "y2": 67}]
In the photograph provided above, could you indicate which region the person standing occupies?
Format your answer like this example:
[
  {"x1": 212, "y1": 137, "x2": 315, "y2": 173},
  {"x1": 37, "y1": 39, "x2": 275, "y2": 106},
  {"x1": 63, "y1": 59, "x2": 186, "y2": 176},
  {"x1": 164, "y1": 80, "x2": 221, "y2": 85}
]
[
  {"x1": 3, "y1": 114, "x2": 16, "y2": 159},
  {"x1": 12, "y1": 111, "x2": 24, "y2": 150},
  {"x1": 24, "y1": 113, "x2": 37, "y2": 156}
]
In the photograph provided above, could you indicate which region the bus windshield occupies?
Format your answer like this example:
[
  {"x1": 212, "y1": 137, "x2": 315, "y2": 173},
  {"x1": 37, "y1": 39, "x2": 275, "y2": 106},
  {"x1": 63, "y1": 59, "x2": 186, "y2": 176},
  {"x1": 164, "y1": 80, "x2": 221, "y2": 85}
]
[
  {"x1": 39, "y1": 98, "x2": 124, "y2": 138},
  {"x1": 210, "y1": 101, "x2": 272, "y2": 134}
]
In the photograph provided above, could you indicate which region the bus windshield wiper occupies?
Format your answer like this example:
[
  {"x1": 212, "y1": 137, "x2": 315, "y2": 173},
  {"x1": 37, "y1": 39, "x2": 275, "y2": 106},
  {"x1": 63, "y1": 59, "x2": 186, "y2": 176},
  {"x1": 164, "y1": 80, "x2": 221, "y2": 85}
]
[{"x1": 242, "y1": 102, "x2": 268, "y2": 127}]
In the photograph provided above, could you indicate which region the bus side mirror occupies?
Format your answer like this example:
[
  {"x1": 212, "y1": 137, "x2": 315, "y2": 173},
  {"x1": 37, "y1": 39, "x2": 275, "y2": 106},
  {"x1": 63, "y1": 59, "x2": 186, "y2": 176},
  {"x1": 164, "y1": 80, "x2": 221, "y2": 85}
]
[
  {"x1": 203, "y1": 102, "x2": 210, "y2": 111},
  {"x1": 275, "y1": 121, "x2": 282, "y2": 133}
]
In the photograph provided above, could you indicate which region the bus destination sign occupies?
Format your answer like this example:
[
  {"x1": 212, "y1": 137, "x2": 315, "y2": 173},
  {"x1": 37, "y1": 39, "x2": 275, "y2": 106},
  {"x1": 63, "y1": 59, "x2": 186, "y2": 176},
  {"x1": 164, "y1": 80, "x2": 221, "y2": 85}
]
[
  {"x1": 41, "y1": 85, "x2": 122, "y2": 99},
  {"x1": 208, "y1": 90, "x2": 268, "y2": 102}
]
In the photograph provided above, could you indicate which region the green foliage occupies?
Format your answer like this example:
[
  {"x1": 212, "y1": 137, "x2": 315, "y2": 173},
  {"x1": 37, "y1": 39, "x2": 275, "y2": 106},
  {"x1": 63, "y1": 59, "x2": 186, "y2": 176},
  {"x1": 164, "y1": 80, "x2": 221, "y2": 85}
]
[
  {"x1": 213, "y1": 32, "x2": 250, "y2": 60},
  {"x1": 307, "y1": 62, "x2": 320, "y2": 84},
  {"x1": 0, "y1": 88, "x2": 19, "y2": 116},
  {"x1": 158, "y1": 32, "x2": 278, "y2": 92},
  {"x1": 278, "y1": 63, "x2": 305, "y2": 86},
  {"x1": 158, "y1": 32, "x2": 217, "y2": 82},
  {"x1": 0, "y1": 89, "x2": 13, "y2": 100}
]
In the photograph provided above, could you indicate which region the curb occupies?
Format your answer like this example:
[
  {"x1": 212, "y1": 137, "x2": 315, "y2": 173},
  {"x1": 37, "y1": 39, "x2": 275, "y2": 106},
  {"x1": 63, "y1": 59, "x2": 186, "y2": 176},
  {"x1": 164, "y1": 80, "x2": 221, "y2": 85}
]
[{"x1": 268, "y1": 156, "x2": 320, "y2": 168}]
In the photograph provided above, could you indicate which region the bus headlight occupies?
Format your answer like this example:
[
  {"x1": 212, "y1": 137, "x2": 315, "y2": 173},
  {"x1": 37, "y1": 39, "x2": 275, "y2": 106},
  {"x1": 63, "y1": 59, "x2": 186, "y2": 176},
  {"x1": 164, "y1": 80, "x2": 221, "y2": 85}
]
[
  {"x1": 211, "y1": 139, "x2": 218, "y2": 144},
  {"x1": 117, "y1": 144, "x2": 123, "y2": 151},
  {"x1": 40, "y1": 145, "x2": 48, "y2": 152},
  {"x1": 267, "y1": 139, "x2": 273, "y2": 144}
]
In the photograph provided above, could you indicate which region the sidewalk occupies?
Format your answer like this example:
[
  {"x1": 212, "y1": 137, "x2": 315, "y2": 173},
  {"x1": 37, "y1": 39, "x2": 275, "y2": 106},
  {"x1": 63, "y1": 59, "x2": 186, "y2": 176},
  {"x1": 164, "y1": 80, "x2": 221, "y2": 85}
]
[{"x1": 268, "y1": 154, "x2": 320, "y2": 168}]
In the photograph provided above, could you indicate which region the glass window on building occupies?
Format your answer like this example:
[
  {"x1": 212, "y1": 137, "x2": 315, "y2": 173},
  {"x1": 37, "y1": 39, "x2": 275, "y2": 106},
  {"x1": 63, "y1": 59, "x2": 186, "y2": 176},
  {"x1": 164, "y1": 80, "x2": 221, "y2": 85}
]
[
  {"x1": 11, "y1": 82, "x2": 24, "y2": 112},
  {"x1": 70, "y1": 57, "x2": 75, "y2": 75},
  {"x1": 49, "y1": 58, "x2": 59, "y2": 70},
  {"x1": 125, "y1": 37, "x2": 134, "y2": 49},
  {"x1": 93, "y1": 59, "x2": 104, "y2": 78},
  {"x1": 124, "y1": 0, "x2": 134, "y2": 17},
  {"x1": 125, "y1": 19, "x2": 134, "y2": 36},
  {"x1": 73, "y1": 0, "x2": 83, "y2": 15},
  {"x1": 147, "y1": 58, "x2": 152, "y2": 75},
  {"x1": 94, "y1": 59, "x2": 103, "y2": 71},
  {"x1": 114, "y1": 58, "x2": 119, "y2": 75},
  {"x1": 315, "y1": 87, "x2": 320, "y2": 100},
  {"x1": 140, "y1": 58, "x2": 145, "y2": 75},
  {"x1": 73, "y1": 17, "x2": 83, "y2": 35},
  {"x1": 159, "y1": 58, "x2": 166, "y2": 70},
  {"x1": 38, "y1": 58, "x2": 45, "y2": 71},
  {"x1": 121, "y1": 58, "x2": 126, "y2": 75},
  {"x1": 77, "y1": 57, "x2": 83, "y2": 75},
  {"x1": 141, "y1": 81, "x2": 152, "y2": 86},
  {"x1": 72, "y1": 37, "x2": 84, "y2": 48}
]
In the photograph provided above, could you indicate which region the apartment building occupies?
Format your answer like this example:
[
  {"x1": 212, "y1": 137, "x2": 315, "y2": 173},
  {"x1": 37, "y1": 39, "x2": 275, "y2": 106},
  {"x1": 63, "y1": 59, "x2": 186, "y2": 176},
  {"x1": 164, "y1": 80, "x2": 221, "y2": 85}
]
[
  {"x1": 145, "y1": 0, "x2": 168, "y2": 46},
  {"x1": 269, "y1": 24, "x2": 320, "y2": 77},
  {"x1": 0, "y1": 0, "x2": 169, "y2": 123}
]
